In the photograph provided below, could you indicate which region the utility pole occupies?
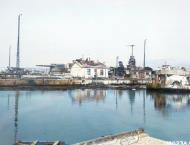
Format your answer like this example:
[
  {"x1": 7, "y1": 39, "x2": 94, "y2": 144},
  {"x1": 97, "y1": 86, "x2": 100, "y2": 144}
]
[
  {"x1": 115, "y1": 56, "x2": 119, "y2": 77},
  {"x1": 9, "y1": 45, "x2": 11, "y2": 68},
  {"x1": 16, "y1": 14, "x2": 22, "y2": 68},
  {"x1": 143, "y1": 39, "x2": 147, "y2": 68},
  {"x1": 116, "y1": 56, "x2": 119, "y2": 68},
  {"x1": 129, "y1": 44, "x2": 135, "y2": 56}
]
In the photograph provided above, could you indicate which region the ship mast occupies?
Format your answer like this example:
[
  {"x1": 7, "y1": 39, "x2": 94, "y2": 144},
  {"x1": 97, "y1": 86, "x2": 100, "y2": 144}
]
[
  {"x1": 143, "y1": 39, "x2": 147, "y2": 68},
  {"x1": 9, "y1": 45, "x2": 11, "y2": 68},
  {"x1": 129, "y1": 44, "x2": 135, "y2": 56},
  {"x1": 16, "y1": 14, "x2": 22, "y2": 68}
]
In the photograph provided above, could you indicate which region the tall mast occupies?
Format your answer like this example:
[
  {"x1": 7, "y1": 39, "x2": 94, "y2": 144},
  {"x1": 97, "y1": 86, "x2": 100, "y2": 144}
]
[
  {"x1": 129, "y1": 44, "x2": 135, "y2": 56},
  {"x1": 143, "y1": 39, "x2": 147, "y2": 68},
  {"x1": 16, "y1": 14, "x2": 22, "y2": 68},
  {"x1": 116, "y1": 56, "x2": 119, "y2": 68},
  {"x1": 9, "y1": 45, "x2": 11, "y2": 68}
]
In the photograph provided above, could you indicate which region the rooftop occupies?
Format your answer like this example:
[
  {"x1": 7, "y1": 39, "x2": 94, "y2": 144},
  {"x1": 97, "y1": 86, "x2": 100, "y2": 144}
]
[{"x1": 73, "y1": 58, "x2": 107, "y2": 68}]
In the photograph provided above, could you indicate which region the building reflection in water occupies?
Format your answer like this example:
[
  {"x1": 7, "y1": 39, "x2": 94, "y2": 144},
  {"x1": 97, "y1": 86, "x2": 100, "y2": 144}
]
[
  {"x1": 128, "y1": 90, "x2": 136, "y2": 114},
  {"x1": 143, "y1": 90, "x2": 146, "y2": 123},
  {"x1": 68, "y1": 89, "x2": 139, "y2": 114},
  {"x1": 2, "y1": 89, "x2": 190, "y2": 145},
  {"x1": 8, "y1": 94, "x2": 10, "y2": 110},
  {"x1": 118, "y1": 90, "x2": 123, "y2": 98},
  {"x1": 154, "y1": 94, "x2": 166, "y2": 111},
  {"x1": 148, "y1": 91, "x2": 190, "y2": 116},
  {"x1": 68, "y1": 89, "x2": 107, "y2": 105},
  {"x1": 167, "y1": 94, "x2": 190, "y2": 109},
  {"x1": 8, "y1": 89, "x2": 190, "y2": 144},
  {"x1": 114, "y1": 90, "x2": 123, "y2": 110}
]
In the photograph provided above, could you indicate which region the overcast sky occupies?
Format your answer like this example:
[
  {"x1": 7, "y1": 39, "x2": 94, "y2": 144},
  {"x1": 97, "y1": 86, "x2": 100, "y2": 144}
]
[{"x1": 0, "y1": 0, "x2": 190, "y2": 68}]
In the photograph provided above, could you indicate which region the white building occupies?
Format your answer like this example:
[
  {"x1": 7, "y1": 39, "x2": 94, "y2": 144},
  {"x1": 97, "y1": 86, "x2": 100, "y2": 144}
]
[
  {"x1": 156, "y1": 65, "x2": 190, "y2": 88},
  {"x1": 158, "y1": 65, "x2": 190, "y2": 76},
  {"x1": 166, "y1": 75, "x2": 189, "y2": 88},
  {"x1": 70, "y1": 58, "x2": 109, "y2": 79}
]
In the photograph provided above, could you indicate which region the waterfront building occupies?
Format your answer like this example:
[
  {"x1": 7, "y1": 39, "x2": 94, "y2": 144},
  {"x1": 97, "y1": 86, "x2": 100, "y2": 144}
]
[
  {"x1": 115, "y1": 61, "x2": 125, "y2": 77},
  {"x1": 36, "y1": 64, "x2": 69, "y2": 75},
  {"x1": 108, "y1": 61, "x2": 125, "y2": 79},
  {"x1": 125, "y1": 51, "x2": 152, "y2": 80},
  {"x1": 126, "y1": 66, "x2": 152, "y2": 80},
  {"x1": 70, "y1": 58, "x2": 109, "y2": 79},
  {"x1": 127, "y1": 55, "x2": 136, "y2": 70},
  {"x1": 153, "y1": 65, "x2": 190, "y2": 88},
  {"x1": 0, "y1": 67, "x2": 30, "y2": 79}
]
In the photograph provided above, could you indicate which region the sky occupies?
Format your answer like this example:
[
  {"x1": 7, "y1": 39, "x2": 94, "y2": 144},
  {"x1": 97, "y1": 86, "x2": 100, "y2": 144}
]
[{"x1": 0, "y1": 0, "x2": 190, "y2": 69}]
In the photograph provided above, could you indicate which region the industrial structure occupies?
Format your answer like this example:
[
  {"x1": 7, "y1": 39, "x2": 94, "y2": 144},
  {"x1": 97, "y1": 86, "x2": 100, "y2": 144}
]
[
  {"x1": 127, "y1": 44, "x2": 136, "y2": 70},
  {"x1": 125, "y1": 43, "x2": 152, "y2": 81},
  {"x1": 0, "y1": 14, "x2": 31, "y2": 78},
  {"x1": 36, "y1": 64, "x2": 68, "y2": 75},
  {"x1": 9, "y1": 46, "x2": 11, "y2": 68},
  {"x1": 152, "y1": 65, "x2": 190, "y2": 89},
  {"x1": 143, "y1": 39, "x2": 147, "y2": 68},
  {"x1": 1, "y1": 25, "x2": 190, "y2": 92},
  {"x1": 16, "y1": 14, "x2": 22, "y2": 69}
]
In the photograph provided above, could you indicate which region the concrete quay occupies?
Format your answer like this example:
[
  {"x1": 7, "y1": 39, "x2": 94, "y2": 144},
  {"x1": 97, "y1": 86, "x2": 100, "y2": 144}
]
[
  {"x1": 0, "y1": 79, "x2": 148, "y2": 89},
  {"x1": 75, "y1": 129, "x2": 168, "y2": 145},
  {"x1": 14, "y1": 129, "x2": 168, "y2": 145}
]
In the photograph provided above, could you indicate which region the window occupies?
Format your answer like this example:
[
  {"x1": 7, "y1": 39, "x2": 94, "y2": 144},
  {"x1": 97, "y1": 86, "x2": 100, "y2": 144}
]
[
  {"x1": 146, "y1": 72, "x2": 150, "y2": 75},
  {"x1": 94, "y1": 69, "x2": 97, "y2": 78},
  {"x1": 87, "y1": 69, "x2": 91, "y2": 75},
  {"x1": 100, "y1": 69, "x2": 104, "y2": 76}
]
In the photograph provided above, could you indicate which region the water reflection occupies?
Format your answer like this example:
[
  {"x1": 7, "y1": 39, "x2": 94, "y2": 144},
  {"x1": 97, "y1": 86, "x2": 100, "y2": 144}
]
[
  {"x1": 1, "y1": 89, "x2": 190, "y2": 145},
  {"x1": 115, "y1": 90, "x2": 118, "y2": 110},
  {"x1": 118, "y1": 90, "x2": 123, "y2": 97},
  {"x1": 8, "y1": 94, "x2": 10, "y2": 110},
  {"x1": 143, "y1": 90, "x2": 146, "y2": 123},
  {"x1": 154, "y1": 94, "x2": 166, "y2": 111},
  {"x1": 14, "y1": 91, "x2": 19, "y2": 143},
  {"x1": 147, "y1": 91, "x2": 190, "y2": 116},
  {"x1": 128, "y1": 90, "x2": 136, "y2": 113},
  {"x1": 168, "y1": 95, "x2": 190, "y2": 109},
  {"x1": 68, "y1": 89, "x2": 106, "y2": 105}
]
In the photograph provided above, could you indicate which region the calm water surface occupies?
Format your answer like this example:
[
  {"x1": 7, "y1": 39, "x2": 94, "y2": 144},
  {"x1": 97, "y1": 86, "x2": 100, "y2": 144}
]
[{"x1": 0, "y1": 89, "x2": 190, "y2": 145}]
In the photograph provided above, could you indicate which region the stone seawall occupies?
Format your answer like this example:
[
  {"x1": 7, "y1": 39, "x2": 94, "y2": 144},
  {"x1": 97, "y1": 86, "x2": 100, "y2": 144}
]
[
  {"x1": 0, "y1": 79, "x2": 148, "y2": 89},
  {"x1": 0, "y1": 79, "x2": 82, "y2": 87}
]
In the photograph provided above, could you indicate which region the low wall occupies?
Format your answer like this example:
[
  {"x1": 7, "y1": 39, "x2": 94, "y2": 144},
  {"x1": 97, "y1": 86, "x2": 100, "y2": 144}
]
[
  {"x1": 0, "y1": 79, "x2": 82, "y2": 87},
  {"x1": 0, "y1": 79, "x2": 149, "y2": 89}
]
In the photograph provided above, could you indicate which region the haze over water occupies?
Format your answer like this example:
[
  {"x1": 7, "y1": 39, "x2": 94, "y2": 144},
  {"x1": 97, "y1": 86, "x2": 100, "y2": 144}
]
[{"x1": 0, "y1": 89, "x2": 190, "y2": 145}]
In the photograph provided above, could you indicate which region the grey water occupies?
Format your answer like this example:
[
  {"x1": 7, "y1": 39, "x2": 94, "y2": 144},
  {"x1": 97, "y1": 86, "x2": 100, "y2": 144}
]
[{"x1": 0, "y1": 89, "x2": 190, "y2": 145}]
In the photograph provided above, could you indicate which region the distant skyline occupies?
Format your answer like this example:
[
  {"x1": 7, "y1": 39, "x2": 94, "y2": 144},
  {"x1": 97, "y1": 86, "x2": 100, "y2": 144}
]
[{"x1": 0, "y1": 0, "x2": 190, "y2": 69}]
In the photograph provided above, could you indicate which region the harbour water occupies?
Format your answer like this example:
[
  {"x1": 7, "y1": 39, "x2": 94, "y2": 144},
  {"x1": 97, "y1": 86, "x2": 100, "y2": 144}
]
[{"x1": 0, "y1": 89, "x2": 190, "y2": 145}]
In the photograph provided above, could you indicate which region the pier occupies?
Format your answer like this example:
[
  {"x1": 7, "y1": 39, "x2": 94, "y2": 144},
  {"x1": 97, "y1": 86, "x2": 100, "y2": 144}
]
[
  {"x1": 14, "y1": 141, "x2": 65, "y2": 145},
  {"x1": 14, "y1": 129, "x2": 167, "y2": 145},
  {"x1": 0, "y1": 78, "x2": 148, "y2": 89},
  {"x1": 74, "y1": 129, "x2": 167, "y2": 145}
]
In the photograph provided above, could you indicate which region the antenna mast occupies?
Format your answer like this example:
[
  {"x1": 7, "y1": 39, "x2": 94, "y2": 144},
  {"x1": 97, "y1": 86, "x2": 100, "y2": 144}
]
[
  {"x1": 16, "y1": 14, "x2": 22, "y2": 68},
  {"x1": 143, "y1": 39, "x2": 147, "y2": 68},
  {"x1": 116, "y1": 56, "x2": 119, "y2": 68},
  {"x1": 129, "y1": 44, "x2": 135, "y2": 56},
  {"x1": 9, "y1": 46, "x2": 11, "y2": 68}
]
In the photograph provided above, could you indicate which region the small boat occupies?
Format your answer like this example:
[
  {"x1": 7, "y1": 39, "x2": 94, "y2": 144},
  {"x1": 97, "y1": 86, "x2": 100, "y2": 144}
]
[{"x1": 14, "y1": 141, "x2": 65, "y2": 145}]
